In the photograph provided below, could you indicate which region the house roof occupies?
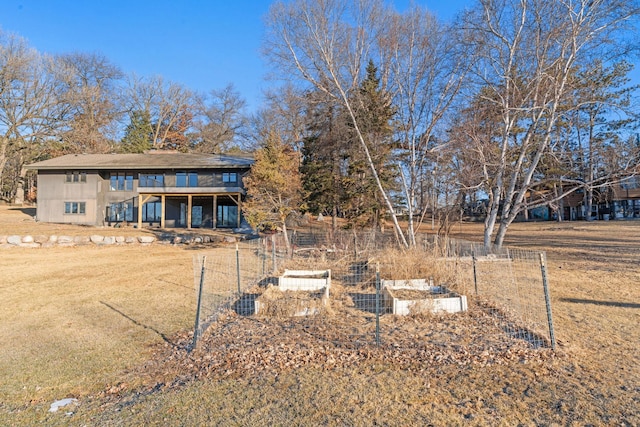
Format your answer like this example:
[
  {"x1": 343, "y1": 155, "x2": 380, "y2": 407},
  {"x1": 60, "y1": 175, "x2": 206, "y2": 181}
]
[{"x1": 25, "y1": 152, "x2": 255, "y2": 171}]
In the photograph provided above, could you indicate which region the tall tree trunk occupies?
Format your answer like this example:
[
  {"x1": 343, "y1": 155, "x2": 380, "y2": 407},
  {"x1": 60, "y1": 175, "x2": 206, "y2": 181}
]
[
  {"x1": 0, "y1": 137, "x2": 8, "y2": 184},
  {"x1": 13, "y1": 167, "x2": 28, "y2": 205},
  {"x1": 281, "y1": 219, "x2": 292, "y2": 258}
]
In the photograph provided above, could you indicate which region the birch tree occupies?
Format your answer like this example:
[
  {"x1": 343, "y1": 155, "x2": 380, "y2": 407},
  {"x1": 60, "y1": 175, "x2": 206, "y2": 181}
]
[
  {"x1": 265, "y1": 0, "x2": 411, "y2": 246},
  {"x1": 265, "y1": 0, "x2": 472, "y2": 247},
  {"x1": 463, "y1": 0, "x2": 639, "y2": 247},
  {"x1": 381, "y1": 6, "x2": 470, "y2": 245}
]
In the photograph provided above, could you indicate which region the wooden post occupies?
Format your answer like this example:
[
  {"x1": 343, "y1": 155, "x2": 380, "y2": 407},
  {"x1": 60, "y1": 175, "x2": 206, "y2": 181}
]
[
  {"x1": 137, "y1": 194, "x2": 143, "y2": 229},
  {"x1": 160, "y1": 194, "x2": 166, "y2": 228},
  {"x1": 187, "y1": 194, "x2": 192, "y2": 229},
  {"x1": 213, "y1": 195, "x2": 218, "y2": 229},
  {"x1": 237, "y1": 193, "x2": 241, "y2": 228}
]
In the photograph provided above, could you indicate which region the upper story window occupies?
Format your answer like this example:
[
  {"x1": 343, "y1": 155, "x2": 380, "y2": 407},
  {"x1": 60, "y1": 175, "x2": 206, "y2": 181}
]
[
  {"x1": 65, "y1": 171, "x2": 86, "y2": 183},
  {"x1": 222, "y1": 172, "x2": 237, "y2": 184},
  {"x1": 110, "y1": 172, "x2": 133, "y2": 191},
  {"x1": 139, "y1": 174, "x2": 164, "y2": 187},
  {"x1": 176, "y1": 171, "x2": 198, "y2": 187},
  {"x1": 189, "y1": 172, "x2": 198, "y2": 187}
]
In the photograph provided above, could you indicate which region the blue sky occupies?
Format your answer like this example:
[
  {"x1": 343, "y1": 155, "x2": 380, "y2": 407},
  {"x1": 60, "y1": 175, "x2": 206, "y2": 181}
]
[{"x1": 1, "y1": 0, "x2": 577, "y2": 113}]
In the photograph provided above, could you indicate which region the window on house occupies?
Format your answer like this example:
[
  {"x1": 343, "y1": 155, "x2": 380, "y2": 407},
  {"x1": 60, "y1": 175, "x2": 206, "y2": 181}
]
[
  {"x1": 217, "y1": 205, "x2": 238, "y2": 227},
  {"x1": 142, "y1": 201, "x2": 162, "y2": 222},
  {"x1": 176, "y1": 172, "x2": 187, "y2": 187},
  {"x1": 139, "y1": 174, "x2": 164, "y2": 187},
  {"x1": 176, "y1": 171, "x2": 198, "y2": 187},
  {"x1": 64, "y1": 202, "x2": 86, "y2": 214},
  {"x1": 109, "y1": 172, "x2": 134, "y2": 191},
  {"x1": 188, "y1": 172, "x2": 198, "y2": 187},
  {"x1": 108, "y1": 202, "x2": 133, "y2": 222},
  {"x1": 65, "y1": 171, "x2": 87, "y2": 183},
  {"x1": 222, "y1": 172, "x2": 237, "y2": 183}
]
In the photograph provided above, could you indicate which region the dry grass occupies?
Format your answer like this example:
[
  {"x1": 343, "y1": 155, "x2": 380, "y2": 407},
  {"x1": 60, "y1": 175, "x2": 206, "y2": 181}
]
[
  {"x1": 1, "y1": 205, "x2": 639, "y2": 425},
  {"x1": 0, "y1": 205, "x2": 151, "y2": 237}
]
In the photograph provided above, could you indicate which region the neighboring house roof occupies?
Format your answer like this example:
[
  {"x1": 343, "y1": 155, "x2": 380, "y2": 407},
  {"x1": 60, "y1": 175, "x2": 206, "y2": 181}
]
[{"x1": 25, "y1": 152, "x2": 255, "y2": 171}]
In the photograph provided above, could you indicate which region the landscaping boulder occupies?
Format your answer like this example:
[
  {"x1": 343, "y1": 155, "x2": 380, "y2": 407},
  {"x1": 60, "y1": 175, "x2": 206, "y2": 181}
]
[
  {"x1": 138, "y1": 235, "x2": 155, "y2": 244},
  {"x1": 7, "y1": 235, "x2": 22, "y2": 245},
  {"x1": 90, "y1": 235, "x2": 105, "y2": 243}
]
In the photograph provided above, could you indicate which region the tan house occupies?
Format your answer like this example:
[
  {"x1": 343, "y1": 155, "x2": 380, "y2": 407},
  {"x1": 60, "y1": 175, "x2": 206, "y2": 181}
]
[{"x1": 25, "y1": 152, "x2": 254, "y2": 229}]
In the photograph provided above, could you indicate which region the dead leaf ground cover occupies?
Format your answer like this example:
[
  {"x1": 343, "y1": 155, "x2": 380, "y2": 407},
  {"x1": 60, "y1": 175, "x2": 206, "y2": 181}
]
[{"x1": 0, "y1": 206, "x2": 638, "y2": 425}]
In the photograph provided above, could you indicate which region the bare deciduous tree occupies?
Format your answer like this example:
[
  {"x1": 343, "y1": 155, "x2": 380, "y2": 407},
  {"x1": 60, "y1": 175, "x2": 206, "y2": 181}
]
[
  {"x1": 191, "y1": 84, "x2": 248, "y2": 153},
  {"x1": 125, "y1": 75, "x2": 195, "y2": 150},
  {"x1": 0, "y1": 32, "x2": 65, "y2": 203},
  {"x1": 55, "y1": 52, "x2": 124, "y2": 154}
]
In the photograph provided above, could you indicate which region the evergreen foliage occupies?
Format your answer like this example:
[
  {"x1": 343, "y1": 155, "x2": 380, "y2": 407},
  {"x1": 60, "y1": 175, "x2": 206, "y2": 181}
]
[
  {"x1": 243, "y1": 129, "x2": 302, "y2": 251},
  {"x1": 120, "y1": 110, "x2": 152, "y2": 153}
]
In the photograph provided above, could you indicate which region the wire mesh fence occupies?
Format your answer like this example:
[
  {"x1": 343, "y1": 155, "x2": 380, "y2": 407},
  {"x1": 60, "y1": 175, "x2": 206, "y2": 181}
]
[{"x1": 192, "y1": 230, "x2": 555, "y2": 355}]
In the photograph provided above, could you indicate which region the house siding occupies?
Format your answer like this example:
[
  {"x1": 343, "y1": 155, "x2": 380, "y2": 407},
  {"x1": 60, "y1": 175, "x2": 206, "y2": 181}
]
[
  {"x1": 31, "y1": 163, "x2": 251, "y2": 228},
  {"x1": 36, "y1": 170, "x2": 99, "y2": 225}
]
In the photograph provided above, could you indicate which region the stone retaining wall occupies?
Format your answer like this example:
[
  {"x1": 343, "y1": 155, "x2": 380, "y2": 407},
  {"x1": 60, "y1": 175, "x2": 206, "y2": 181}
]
[{"x1": 0, "y1": 233, "x2": 238, "y2": 248}]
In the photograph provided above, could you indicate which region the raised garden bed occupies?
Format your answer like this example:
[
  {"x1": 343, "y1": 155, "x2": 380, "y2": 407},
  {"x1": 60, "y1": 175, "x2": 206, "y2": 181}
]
[
  {"x1": 382, "y1": 278, "x2": 467, "y2": 315},
  {"x1": 254, "y1": 270, "x2": 331, "y2": 317}
]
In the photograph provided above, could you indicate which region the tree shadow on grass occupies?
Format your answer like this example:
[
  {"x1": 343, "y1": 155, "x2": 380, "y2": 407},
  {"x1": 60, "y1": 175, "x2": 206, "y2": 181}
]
[
  {"x1": 100, "y1": 301, "x2": 185, "y2": 349},
  {"x1": 560, "y1": 297, "x2": 640, "y2": 309}
]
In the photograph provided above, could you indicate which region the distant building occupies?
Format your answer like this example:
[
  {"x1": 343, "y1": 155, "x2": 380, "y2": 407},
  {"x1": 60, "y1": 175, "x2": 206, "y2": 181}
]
[
  {"x1": 25, "y1": 152, "x2": 254, "y2": 229},
  {"x1": 609, "y1": 176, "x2": 640, "y2": 219},
  {"x1": 519, "y1": 176, "x2": 640, "y2": 222}
]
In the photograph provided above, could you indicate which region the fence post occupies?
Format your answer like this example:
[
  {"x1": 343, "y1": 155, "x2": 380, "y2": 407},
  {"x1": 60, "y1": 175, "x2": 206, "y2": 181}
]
[
  {"x1": 236, "y1": 243, "x2": 241, "y2": 295},
  {"x1": 353, "y1": 233, "x2": 358, "y2": 260},
  {"x1": 472, "y1": 249, "x2": 478, "y2": 296},
  {"x1": 192, "y1": 256, "x2": 206, "y2": 350},
  {"x1": 539, "y1": 252, "x2": 557, "y2": 350},
  {"x1": 375, "y1": 262, "x2": 381, "y2": 347},
  {"x1": 271, "y1": 234, "x2": 276, "y2": 273},
  {"x1": 261, "y1": 238, "x2": 266, "y2": 276}
]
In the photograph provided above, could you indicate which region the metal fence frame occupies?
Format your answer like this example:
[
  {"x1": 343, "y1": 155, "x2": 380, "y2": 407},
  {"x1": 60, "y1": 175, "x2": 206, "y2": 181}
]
[{"x1": 192, "y1": 230, "x2": 556, "y2": 352}]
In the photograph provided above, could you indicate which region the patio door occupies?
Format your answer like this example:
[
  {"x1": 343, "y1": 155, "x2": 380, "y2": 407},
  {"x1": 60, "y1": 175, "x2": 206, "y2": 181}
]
[{"x1": 217, "y1": 205, "x2": 237, "y2": 228}]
